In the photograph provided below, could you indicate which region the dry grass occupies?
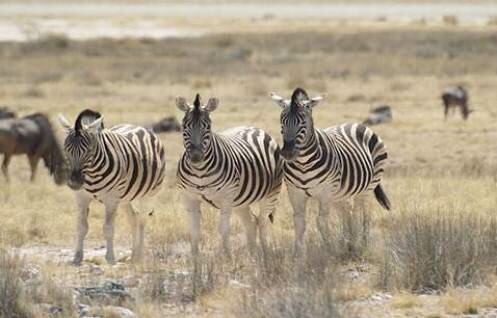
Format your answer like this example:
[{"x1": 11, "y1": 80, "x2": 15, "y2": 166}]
[{"x1": 1, "y1": 24, "x2": 497, "y2": 317}]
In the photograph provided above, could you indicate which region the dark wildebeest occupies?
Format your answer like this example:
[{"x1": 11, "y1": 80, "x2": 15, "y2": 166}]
[
  {"x1": 363, "y1": 105, "x2": 393, "y2": 126},
  {"x1": 0, "y1": 107, "x2": 16, "y2": 119},
  {"x1": 0, "y1": 113, "x2": 67, "y2": 184},
  {"x1": 146, "y1": 116, "x2": 181, "y2": 134},
  {"x1": 441, "y1": 86, "x2": 472, "y2": 120}
]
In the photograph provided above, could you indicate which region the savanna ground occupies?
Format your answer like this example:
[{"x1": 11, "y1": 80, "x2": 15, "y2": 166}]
[{"x1": 1, "y1": 14, "x2": 497, "y2": 318}]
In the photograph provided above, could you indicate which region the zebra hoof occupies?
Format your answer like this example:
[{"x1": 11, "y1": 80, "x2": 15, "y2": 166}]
[{"x1": 72, "y1": 252, "x2": 83, "y2": 266}]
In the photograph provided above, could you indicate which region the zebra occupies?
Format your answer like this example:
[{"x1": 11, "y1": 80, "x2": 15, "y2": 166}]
[
  {"x1": 270, "y1": 88, "x2": 391, "y2": 253},
  {"x1": 58, "y1": 109, "x2": 166, "y2": 265},
  {"x1": 176, "y1": 94, "x2": 283, "y2": 256}
]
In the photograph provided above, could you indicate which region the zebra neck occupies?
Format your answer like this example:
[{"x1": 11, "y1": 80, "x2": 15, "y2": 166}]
[
  {"x1": 187, "y1": 133, "x2": 220, "y2": 172},
  {"x1": 85, "y1": 133, "x2": 111, "y2": 174},
  {"x1": 295, "y1": 129, "x2": 320, "y2": 164}
]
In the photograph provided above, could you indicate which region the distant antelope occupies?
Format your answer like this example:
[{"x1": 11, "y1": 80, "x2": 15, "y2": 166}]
[
  {"x1": 58, "y1": 109, "x2": 166, "y2": 265},
  {"x1": 441, "y1": 86, "x2": 471, "y2": 120},
  {"x1": 271, "y1": 88, "x2": 391, "y2": 254}
]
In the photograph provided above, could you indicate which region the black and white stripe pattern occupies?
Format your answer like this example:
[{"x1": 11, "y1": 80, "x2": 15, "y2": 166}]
[
  {"x1": 176, "y1": 94, "x2": 283, "y2": 256},
  {"x1": 59, "y1": 109, "x2": 166, "y2": 265},
  {"x1": 271, "y1": 88, "x2": 390, "y2": 252}
]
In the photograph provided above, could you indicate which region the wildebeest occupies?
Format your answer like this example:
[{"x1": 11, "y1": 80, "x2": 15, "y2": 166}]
[
  {"x1": 363, "y1": 105, "x2": 393, "y2": 126},
  {"x1": 441, "y1": 86, "x2": 471, "y2": 120},
  {"x1": 146, "y1": 116, "x2": 181, "y2": 134},
  {"x1": 0, "y1": 107, "x2": 16, "y2": 119},
  {"x1": 0, "y1": 113, "x2": 67, "y2": 184}
]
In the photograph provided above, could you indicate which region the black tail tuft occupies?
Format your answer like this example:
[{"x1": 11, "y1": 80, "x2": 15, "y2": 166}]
[
  {"x1": 374, "y1": 185, "x2": 391, "y2": 211},
  {"x1": 268, "y1": 213, "x2": 274, "y2": 223}
]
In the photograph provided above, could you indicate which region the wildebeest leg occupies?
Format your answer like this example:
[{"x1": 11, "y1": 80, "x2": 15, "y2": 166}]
[
  {"x1": 443, "y1": 102, "x2": 449, "y2": 120},
  {"x1": 103, "y1": 201, "x2": 118, "y2": 264},
  {"x1": 73, "y1": 192, "x2": 92, "y2": 266},
  {"x1": 28, "y1": 155, "x2": 40, "y2": 182},
  {"x1": 2, "y1": 154, "x2": 11, "y2": 182}
]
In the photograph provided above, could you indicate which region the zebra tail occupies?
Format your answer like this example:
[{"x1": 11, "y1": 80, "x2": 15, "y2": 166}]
[{"x1": 374, "y1": 184, "x2": 391, "y2": 211}]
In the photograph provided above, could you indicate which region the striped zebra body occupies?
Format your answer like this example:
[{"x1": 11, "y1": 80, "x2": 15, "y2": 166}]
[
  {"x1": 284, "y1": 123, "x2": 387, "y2": 200},
  {"x1": 271, "y1": 88, "x2": 390, "y2": 253},
  {"x1": 59, "y1": 109, "x2": 166, "y2": 265},
  {"x1": 176, "y1": 94, "x2": 283, "y2": 256},
  {"x1": 79, "y1": 125, "x2": 166, "y2": 202},
  {"x1": 178, "y1": 127, "x2": 282, "y2": 209}
]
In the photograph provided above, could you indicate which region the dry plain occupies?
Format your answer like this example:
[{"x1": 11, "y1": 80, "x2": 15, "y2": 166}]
[{"x1": 1, "y1": 15, "x2": 497, "y2": 318}]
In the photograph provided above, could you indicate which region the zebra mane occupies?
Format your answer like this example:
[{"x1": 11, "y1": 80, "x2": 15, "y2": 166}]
[
  {"x1": 75, "y1": 109, "x2": 104, "y2": 133},
  {"x1": 193, "y1": 94, "x2": 201, "y2": 111},
  {"x1": 290, "y1": 87, "x2": 309, "y2": 111}
]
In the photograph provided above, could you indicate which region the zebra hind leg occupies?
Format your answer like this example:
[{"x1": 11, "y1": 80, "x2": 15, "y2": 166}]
[
  {"x1": 317, "y1": 196, "x2": 332, "y2": 247},
  {"x1": 125, "y1": 203, "x2": 141, "y2": 262}
]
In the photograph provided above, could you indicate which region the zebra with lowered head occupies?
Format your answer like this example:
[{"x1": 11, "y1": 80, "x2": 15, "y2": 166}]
[
  {"x1": 177, "y1": 94, "x2": 283, "y2": 256},
  {"x1": 58, "y1": 109, "x2": 166, "y2": 265},
  {"x1": 270, "y1": 88, "x2": 391, "y2": 254}
]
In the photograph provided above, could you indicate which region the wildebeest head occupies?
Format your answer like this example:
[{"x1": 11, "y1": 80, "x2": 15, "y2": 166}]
[
  {"x1": 58, "y1": 109, "x2": 104, "y2": 190},
  {"x1": 176, "y1": 94, "x2": 218, "y2": 164},
  {"x1": 270, "y1": 87, "x2": 324, "y2": 161}
]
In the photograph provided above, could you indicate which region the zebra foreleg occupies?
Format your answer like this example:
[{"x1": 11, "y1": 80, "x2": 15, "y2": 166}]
[
  {"x1": 183, "y1": 194, "x2": 202, "y2": 257},
  {"x1": 218, "y1": 207, "x2": 232, "y2": 258},
  {"x1": 73, "y1": 192, "x2": 92, "y2": 266},
  {"x1": 287, "y1": 186, "x2": 309, "y2": 256},
  {"x1": 103, "y1": 201, "x2": 118, "y2": 264},
  {"x1": 234, "y1": 206, "x2": 257, "y2": 256},
  {"x1": 317, "y1": 197, "x2": 332, "y2": 246}
]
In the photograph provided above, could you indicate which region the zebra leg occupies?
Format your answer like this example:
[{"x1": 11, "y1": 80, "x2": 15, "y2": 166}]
[
  {"x1": 2, "y1": 153, "x2": 11, "y2": 182},
  {"x1": 124, "y1": 203, "x2": 139, "y2": 262},
  {"x1": 183, "y1": 194, "x2": 202, "y2": 256},
  {"x1": 317, "y1": 196, "x2": 332, "y2": 245},
  {"x1": 219, "y1": 208, "x2": 232, "y2": 258},
  {"x1": 28, "y1": 155, "x2": 40, "y2": 182},
  {"x1": 73, "y1": 192, "x2": 92, "y2": 266},
  {"x1": 103, "y1": 201, "x2": 119, "y2": 264},
  {"x1": 258, "y1": 198, "x2": 278, "y2": 256},
  {"x1": 234, "y1": 206, "x2": 257, "y2": 256},
  {"x1": 287, "y1": 186, "x2": 309, "y2": 255}
]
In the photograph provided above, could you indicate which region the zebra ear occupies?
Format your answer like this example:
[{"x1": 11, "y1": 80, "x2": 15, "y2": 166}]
[
  {"x1": 307, "y1": 95, "x2": 326, "y2": 108},
  {"x1": 204, "y1": 98, "x2": 219, "y2": 112},
  {"x1": 58, "y1": 113, "x2": 72, "y2": 132},
  {"x1": 270, "y1": 93, "x2": 288, "y2": 108},
  {"x1": 82, "y1": 116, "x2": 104, "y2": 134},
  {"x1": 176, "y1": 96, "x2": 190, "y2": 112}
]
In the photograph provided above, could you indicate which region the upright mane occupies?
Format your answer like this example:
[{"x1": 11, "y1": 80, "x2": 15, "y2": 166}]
[
  {"x1": 75, "y1": 109, "x2": 103, "y2": 133},
  {"x1": 290, "y1": 87, "x2": 309, "y2": 111}
]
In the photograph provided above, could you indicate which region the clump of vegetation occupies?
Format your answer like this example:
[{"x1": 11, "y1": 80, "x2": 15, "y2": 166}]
[
  {"x1": 379, "y1": 209, "x2": 497, "y2": 292},
  {"x1": 0, "y1": 249, "x2": 76, "y2": 318}
]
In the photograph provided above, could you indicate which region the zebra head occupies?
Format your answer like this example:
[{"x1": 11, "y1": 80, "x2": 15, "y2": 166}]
[
  {"x1": 58, "y1": 109, "x2": 104, "y2": 190},
  {"x1": 177, "y1": 94, "x2": 219, "y2": 164},
  {"x1": 271, "y1": 88, "x2": 324, "y2": 161}
]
